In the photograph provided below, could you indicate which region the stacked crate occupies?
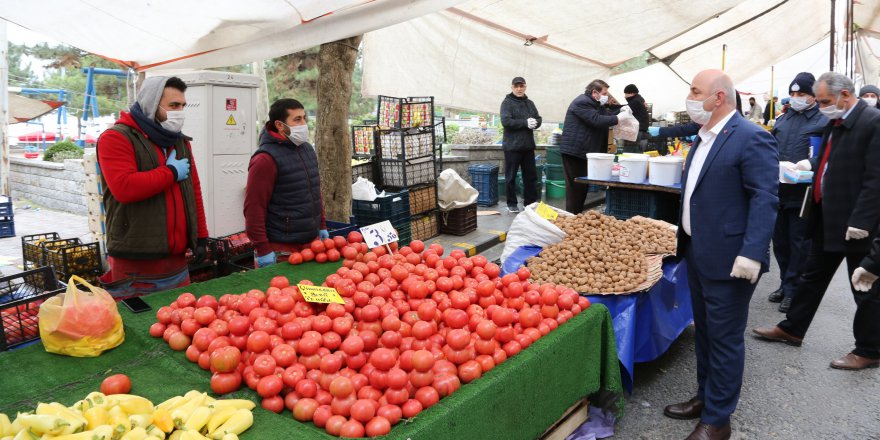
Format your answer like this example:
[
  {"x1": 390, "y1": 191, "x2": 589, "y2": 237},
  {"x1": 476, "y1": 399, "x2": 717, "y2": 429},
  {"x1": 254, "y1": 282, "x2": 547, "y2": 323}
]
[
  {"x1": 352, "y1": 190, "x2": 412, "y2": 245},
  {"x1": 22, "y1": 233, "x2": 103, "y2": 285},
  {"x1": 83, "y1": 151, "x2": 106, "y2": 261},
  {"x1": 0, "y1": 196, "x2": 14, "y2": 238}
]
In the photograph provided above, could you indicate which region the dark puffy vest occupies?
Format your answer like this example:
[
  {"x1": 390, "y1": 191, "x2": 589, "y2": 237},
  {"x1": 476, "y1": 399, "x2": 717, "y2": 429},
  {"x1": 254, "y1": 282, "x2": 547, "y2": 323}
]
[{"x1": 255, "y1": 140, "x2": 322, "y2": 244}]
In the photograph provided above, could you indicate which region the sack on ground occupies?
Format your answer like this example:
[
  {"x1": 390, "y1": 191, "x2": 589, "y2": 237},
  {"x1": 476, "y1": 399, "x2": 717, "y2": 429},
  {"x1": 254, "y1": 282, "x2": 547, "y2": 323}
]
[
  {"x1": 39, "y1": 275, "x2": 125, "y2": 357},
  {"x1": 437, "y1": 169, "x2": 479, "y2": 210},
  {"x1": 500, "y1": 202, "x2": 572, "y2": 263}
]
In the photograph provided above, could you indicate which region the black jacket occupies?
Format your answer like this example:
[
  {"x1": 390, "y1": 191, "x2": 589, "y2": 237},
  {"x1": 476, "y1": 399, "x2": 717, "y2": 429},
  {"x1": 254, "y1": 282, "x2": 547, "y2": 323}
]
[
  {"x1": 771, "y1": 104, "x2": 827, "y2": 208},
  {"x1": 808, "y1": 100, "x2": 880, "y2": 253},
  {"x1": 560, "y1": 93, "x2": 619, "y2": 158},
  {"x1": 625, "y1": 94, "x2": 650, "y2": 132},
  {"x1": 862, "y1": 234, "x2": 880, "y2": 274},
  {"x1": 500, "y1": 93, "x2": 542, "y2": 151},
  {"x1": 658, "y1": 122, "x2": 701, "y2": 138}
]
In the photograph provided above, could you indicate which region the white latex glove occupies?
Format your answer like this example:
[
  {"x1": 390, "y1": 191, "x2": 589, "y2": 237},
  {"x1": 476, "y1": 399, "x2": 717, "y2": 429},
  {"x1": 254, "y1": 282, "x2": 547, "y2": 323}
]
[
  {"x1": 730, "y1": 256, "x2": 761, "y2": 284},
  {"x1": 780, "y1": 161, "x2": 796, "y2": 171},
  {"x1": 845, "y1": 227, "x2": 869, "y2": 241},
  {"x1": 795, "y1": 159, "x2": 812, "y2": 171},
  {"x1": 527, "y1": 118, "x2": 537, "y2": 129},
  {"x1": 851, "y1": 267, "x2": 879, "y2": 292}
]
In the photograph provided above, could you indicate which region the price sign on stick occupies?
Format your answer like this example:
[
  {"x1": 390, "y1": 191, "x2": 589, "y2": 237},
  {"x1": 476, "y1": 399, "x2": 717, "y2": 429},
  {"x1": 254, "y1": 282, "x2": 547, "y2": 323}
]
[
  {"x1": 359, "y1": 221, "x2": 400, "y2": 249},
  {"x1": 535, "y1": 202, "x2": 558, "y2": 221},
  {"x1": 297, "y1": 284, "x2": 345, "y2": 304}
]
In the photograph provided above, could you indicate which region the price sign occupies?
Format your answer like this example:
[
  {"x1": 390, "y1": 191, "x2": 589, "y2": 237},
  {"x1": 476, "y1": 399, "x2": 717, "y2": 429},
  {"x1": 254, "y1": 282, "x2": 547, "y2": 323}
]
[
  {"x1": 359, "y1": 221, "x2": 400, "y2": 249},
  {"x1": 297, "y1": 284, "x2": 345, "y2": 304},
  {"x1": 535, "y1": 202, "x2": 558, "y2": 221}
]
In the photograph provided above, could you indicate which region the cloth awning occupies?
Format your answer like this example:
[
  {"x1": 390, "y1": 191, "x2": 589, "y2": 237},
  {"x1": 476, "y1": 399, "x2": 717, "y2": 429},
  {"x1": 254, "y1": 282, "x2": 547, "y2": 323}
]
[{"x1": 8, "y1": 94, "x2": 64, "y2": 124}]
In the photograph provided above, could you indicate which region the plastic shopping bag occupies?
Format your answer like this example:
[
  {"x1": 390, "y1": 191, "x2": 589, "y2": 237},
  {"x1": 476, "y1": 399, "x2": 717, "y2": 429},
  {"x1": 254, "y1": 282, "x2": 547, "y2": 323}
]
[
  {"x1": 500, "y1": 202, "x2": 572, "y2": 263},
  {"x1": 39, "y1": 275, "x2": 125, "y2": 357},
  {"x1": 352, "y1": 177, "x2": 380, "y2": 201},
  {"x1": 613, "y1": 106, "x2": 639, "y2": 142}
]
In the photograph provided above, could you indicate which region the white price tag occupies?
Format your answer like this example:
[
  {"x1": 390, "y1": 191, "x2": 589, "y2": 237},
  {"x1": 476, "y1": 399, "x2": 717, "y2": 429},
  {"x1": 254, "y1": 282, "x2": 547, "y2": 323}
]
[{"x1": 359, "y1": 220, "x2": 400, "y2": 248}]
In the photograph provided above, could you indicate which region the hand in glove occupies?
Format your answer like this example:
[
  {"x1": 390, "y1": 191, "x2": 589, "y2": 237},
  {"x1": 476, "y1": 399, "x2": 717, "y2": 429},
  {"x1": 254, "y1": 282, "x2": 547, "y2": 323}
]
[
  {"x1": 527, "y1": 118, "x2": 537, "y2": 129},
  {"x1": 779, "y1": 161, "x2": 796, "y2": 171},
  {"x1": 616, "y1": 112, "x2": 635, "y2": 124},
  {"x1": 730, "y1": 256, "x2": 761, "y2": 284},
  {"x1": 647, "y1": 127, "x2": 660, "y2": 137},
  {"x1": 256, "y1": 251, "x2": 277, "y2": 268},
  {"x1": 318, "y1": 229, "x2": 330, "y2": 240},
  {"x1": 166, "y1": 152, "x2": 191, "y2": 182},
  {"x1": 193, "y1": 238, "x2": 208, "y2": 263},
  {"x1": 795, "y1": 159, "x2": 812, "y2": 171},
  {"x1": 845, "y1": 227, "x2": 869, "y2": 241},
  {"x1": 851, "y1": 267, "x2": 879, "y2": 292}
]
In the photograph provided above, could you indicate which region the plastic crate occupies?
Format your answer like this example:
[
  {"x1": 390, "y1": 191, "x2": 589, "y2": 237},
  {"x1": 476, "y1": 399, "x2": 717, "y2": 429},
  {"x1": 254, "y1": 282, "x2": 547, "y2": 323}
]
[
  {"x1": 395, "y1": 221, "x2": 412, "y2": 247},
  {"x1": 0, "y1": 218, "x2": 14, "y2": 238},
  {"x1": 376, "y1": 129, "x2": 435, "y2": 160},
  {"x1": 0, "y1": 196, "x2": 12, "y2": 217},
  {"x1": 377, "y1": 96, "x2": 434, "y2": 129},
  {"x1": 352, "y1": 190, "x2": 410, "y2": 226},
  {"x1": 220, "y1": 259, "x2": 254, "y2": 277},
  {"x1": 215, "y1": 231, "x2": 254, "y2": 262},
  {"x1": 351, "y1": 125, "x2": 377, "y2": 157},
  {"x1": 0, "y1": 266, "x2": 65, "y2": 351},
  {"x1": 44, "y1": 241, "x2": 103, "y2": 285},
  {"x1": 410, "y1": 210, "x2": 439, "y2": 242},
  {"x1": 468, "y1": 164, "x2": 499, "y2": 207},
  {"x1": 439, "y1": 204, "x2": 477, "y2": 236},
  {"x1": 328, "y1": 218, "x2": 358, "y2": 238},
  {"x1": 185, "y1": 238, "x2": 221, "y2": 281},
  {"x1": 351, "y1": 160, "x2": 374, "y2": 184},
  {"x1": 408, "y1": 184, "x2": 437, "y2": 216},
  {"x1": 604, "y1": 188, "x2": 680, "y2": 223},
  {"x1": 21, "y1": 232, "x2": 61, "y2": 270},
  {"x1": 376, "y1": 157, "x2": 436, "y2": 188},
  {"x1": 189, "y1": 265, "x2": 217, "y2": 283}
]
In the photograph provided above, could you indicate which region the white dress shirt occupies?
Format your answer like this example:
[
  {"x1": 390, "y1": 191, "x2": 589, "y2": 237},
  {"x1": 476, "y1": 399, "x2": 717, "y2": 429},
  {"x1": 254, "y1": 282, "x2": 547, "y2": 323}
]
[{"x1": 682, "y1": 110, "x2": 737, "y2": 236}]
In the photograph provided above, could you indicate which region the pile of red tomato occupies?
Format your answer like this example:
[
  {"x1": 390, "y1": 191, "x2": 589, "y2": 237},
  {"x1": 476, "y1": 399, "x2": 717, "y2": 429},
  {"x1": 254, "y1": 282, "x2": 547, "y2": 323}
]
[
  {"x1": 150, "y1": 239, "x2": 589, "y2": 438},
  {"x1": 287, "y1": 231, "x2": 369, "y2": 265}
]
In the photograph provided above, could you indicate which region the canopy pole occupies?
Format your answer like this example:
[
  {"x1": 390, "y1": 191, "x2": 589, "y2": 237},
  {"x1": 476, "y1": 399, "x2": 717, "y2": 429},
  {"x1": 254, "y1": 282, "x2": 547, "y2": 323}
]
[
  {"x1": 721, "y1": 44, "x2": 727, "y2": 70},
  {"x1": 769, "y1": 66, "x2": 775, "y2": 122},
  {"x1": 830, "y1": 0, "x2": 836, "y2": 71},
  {"x1": 0, "y1": 20, "x2": 8, "y2": 197}
]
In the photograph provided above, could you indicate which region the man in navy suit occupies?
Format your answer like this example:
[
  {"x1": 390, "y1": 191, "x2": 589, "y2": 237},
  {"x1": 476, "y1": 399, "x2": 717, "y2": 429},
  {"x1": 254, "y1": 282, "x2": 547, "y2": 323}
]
[{"x1": 663, "y1": 70, "x2": 779, "y2": 440}]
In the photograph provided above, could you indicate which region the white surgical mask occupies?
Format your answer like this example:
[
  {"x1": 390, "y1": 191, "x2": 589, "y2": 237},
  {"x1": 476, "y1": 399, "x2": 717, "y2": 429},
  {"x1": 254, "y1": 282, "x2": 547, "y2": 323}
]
[
  {"x1": 818, "y1": 95, "x2": 845, "y2": 120},
  {"x1": 863, "y1": 97, "x2": 878, "y2": 107},
  {"x1": 597, "y1": 93, "x2": 609, "y2": 105},
  {"x1": 789, "y1": 96, "x2": 812, "y2": 112},
  {"x1": 159, "y1": 107, "x2": 185, "y2": 132},
  {"x1": 284, "y1": 123, "x2": 310, "y2": 146},
  {"x1": 685, "y1": 95, "x2": 714, "y2": 125}
]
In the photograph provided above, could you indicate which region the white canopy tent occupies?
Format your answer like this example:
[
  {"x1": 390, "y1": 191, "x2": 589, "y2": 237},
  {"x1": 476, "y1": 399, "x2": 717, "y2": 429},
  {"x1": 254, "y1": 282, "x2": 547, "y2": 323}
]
[{"x1": 855, "y1": 0, "x2": 880, "y2": 86}]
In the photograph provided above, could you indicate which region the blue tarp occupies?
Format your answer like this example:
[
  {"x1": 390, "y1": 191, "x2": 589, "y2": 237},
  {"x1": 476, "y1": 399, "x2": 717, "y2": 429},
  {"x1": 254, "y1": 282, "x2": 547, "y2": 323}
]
[{"x1": 502, "y1": 246, "x2": 693, "y2": 393}]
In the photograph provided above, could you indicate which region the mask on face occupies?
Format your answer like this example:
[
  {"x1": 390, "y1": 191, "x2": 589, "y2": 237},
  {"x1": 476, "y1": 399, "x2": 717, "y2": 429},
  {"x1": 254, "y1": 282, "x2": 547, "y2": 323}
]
[
  {"x1": 818, "y1": 95, "x2": 845, "y2": 120},
  {"x1": 284, "y1": 123, "x2": 310, "y2": 146},
  {"x1": 789, "y1": 96, "x2": 812, "y2": 112},
  {"x1": 594, "y1": 92, "x2": 609, "y2": 105},
  {"x1": 685, "y1": 94, "x2": 715, "y2": 125},
  {"x1": 864, "y1": 97, "x2": 878, "y2": 107},
  {"x1": 159, "y1": 107, "x2": 185, "y2": 132}
]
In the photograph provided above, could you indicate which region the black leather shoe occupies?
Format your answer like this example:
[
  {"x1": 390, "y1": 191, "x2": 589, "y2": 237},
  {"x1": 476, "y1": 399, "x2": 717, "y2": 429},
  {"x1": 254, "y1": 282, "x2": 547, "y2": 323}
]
[
  {"x1": 685, "y1": 422, "x2": 731, "y2": 440},
  {"x1": 663, "y1": 396, "x2": 703, "y2": 420},
  {"x1": 778, "y1": 296, "x2": 792, "y2": 313},
  {"x1": 768, "y1": 287, "x2": 784, "y2": 303}
]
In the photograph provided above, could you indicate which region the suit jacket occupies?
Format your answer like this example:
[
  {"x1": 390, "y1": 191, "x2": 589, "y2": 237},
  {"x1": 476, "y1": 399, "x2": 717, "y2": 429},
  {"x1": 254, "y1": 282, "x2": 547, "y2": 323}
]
[
  {"x1": 808, "y1": 100, "x2": 880, "y2": 253},
  {"x1": 676, "y1": 112, "x2": 779, "y2": 280}
]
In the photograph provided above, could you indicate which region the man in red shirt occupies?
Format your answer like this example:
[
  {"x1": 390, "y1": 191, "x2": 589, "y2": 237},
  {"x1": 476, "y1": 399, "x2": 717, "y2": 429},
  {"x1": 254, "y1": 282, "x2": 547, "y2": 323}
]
[
  {"x1": 244, "y1": 99, "x2": 327, "y2": 267},
  {"x1": 97, "y1": 76, "x2": 209, "y2": 298}
]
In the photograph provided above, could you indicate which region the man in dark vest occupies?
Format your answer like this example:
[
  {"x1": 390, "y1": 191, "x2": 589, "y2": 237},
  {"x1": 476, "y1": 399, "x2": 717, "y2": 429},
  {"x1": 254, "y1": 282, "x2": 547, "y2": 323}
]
[
  {"x1": 244, "y1": 99, "x2": 327, "y2": 268},
  {"x1": 97, "y1": 76, "x2": 209, "y2": 298}
]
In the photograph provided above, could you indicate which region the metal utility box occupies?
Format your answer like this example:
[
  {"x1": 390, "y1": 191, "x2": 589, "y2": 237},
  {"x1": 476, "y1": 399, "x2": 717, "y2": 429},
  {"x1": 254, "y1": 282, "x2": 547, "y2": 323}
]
[{"x1": 175, "y1": 71, "x2": 261, "y2": 237}]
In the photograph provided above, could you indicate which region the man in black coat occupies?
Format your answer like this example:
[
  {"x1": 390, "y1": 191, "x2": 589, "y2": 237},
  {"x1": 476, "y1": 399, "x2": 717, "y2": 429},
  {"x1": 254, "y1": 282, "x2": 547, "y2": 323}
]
[
  {"x1": 753, "y1": 72, "x2": 880, "y2": 370},
  {"x1": 500, "y1": 77, "x2": 542, "y2": 213},
  {"x1": 623, "y1": 84, "x2": 650, "y2": 153},
  {"x1": 852, "y1": 233, "x2": 880, "y2": 292}
]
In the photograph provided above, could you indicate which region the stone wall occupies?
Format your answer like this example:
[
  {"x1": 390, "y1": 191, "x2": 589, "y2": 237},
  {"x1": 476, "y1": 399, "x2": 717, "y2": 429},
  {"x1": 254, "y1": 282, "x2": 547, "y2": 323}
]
[
  {"x1": 10, "y1": 158, "x2": 87, "y2": 215},
  {"x1": 444, "y1": 144, "x2": 550, "y2": 182}
]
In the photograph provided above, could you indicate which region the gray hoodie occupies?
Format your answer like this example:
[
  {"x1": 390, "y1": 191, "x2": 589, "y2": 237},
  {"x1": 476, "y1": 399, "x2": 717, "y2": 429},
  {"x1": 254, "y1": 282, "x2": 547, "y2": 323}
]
[{"x1": 136, "y1": 76, "x2": 171, "y2": 120}]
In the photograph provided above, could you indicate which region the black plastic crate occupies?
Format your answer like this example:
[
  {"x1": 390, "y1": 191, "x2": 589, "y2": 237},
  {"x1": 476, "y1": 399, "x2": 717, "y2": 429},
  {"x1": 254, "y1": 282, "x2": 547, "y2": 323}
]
[
  {"x1": 0, "y1": 196, "x2": 12, "y2": 217},
  {"x1": 377, "y1": 96, "x2": 434, "y2": 129},
  {"x1": 328, "y1": 218, "x2": 358, "y2": 238},
  {"x1": 408, "y1": 184, "x2": 437, "y2": 216},
  {"x1": 214, "y1": 231, "x2": 254, "y2": 261},
  {"x1": 21, "y1": 233, "x2": 60, "y2": 270},
  {"x1": 468, "y1": 164, "x2": 500, "y2": 207},
  {"x1": 0, "y1": 266, "x2": 65, "y2": 351},
  {"x1": 44, "y1": 241, "x2": 102, "y2": 285},
  {"x1": 604, "y1": 188, "x2": 680, "y2": 223},
  {"x1": 186, "y1": 237, "x2": 221, "y2": 267},
  {"x1": 410, "y1": 210, "x2": 439, "y2": 242},
  {"x1": 376, "y1": 129, "x2": 435, "y2": 161},
  {"x1": 439, "y1": 204, "x2": 478, "y2": 236},
  {"x1": 351, "y1": 125, "x2": 377, "y2": 157},
  {"x1": 220, "y1": 259, "x2": 254, "y2": 277},
  {"x1": 434, "y1": 117, "x2": 446, "y2": 144},
  {"x1": 0, "y1": 218, "x2": 14, "y2": 238},
  {"x1": 352, "y1": 190, "x2": 410, "y2": 226},
  {"x1": 189, "y1": 265, "x2": 217, "y2": 283},
  {"x1": 351, "y1": 159, "x2": 375, "y2": 184},
  {"x1": 377, "y1": 157, "x2": 435, "y2": 188}
]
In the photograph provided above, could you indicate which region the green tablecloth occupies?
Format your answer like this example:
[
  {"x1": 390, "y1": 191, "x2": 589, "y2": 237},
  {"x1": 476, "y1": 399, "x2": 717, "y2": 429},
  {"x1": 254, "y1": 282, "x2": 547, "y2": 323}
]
[{"x1": 0, "y1": 262, "x2": 622, "y2": 439}]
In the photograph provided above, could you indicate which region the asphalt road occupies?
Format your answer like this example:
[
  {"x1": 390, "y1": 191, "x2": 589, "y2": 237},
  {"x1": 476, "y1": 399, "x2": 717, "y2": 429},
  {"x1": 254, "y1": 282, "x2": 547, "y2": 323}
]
[{"x1": 613, "y1": 258, "x2": 880, "y2": 440}]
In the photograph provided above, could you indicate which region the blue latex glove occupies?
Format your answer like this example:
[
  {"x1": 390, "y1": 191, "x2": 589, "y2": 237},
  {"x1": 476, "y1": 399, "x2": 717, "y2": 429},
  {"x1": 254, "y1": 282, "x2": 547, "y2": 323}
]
[
  {"x1": 318, "y1": 229, "x2": 329, "y2": 240},
  {"x1": 256, "y1": 251, "x2": 276, "y2": 268},
  {"x1": 166, "y1": 151, "x2": 190, "y2": 181},
  {"x1": 647, "y1": 126, "x2": 660, "y2": 137}
]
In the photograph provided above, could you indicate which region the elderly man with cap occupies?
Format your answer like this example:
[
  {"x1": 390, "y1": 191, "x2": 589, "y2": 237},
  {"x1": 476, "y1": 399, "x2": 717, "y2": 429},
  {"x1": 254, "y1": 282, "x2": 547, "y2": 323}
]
[
  {"x1": 500, "y1": 76, "x2": 542, "y2": 213},
  {"x1": 97, "y1": 76, "x2": 209, "y2": 298},
  {"x1": 859, "y1": 84, "x2": 880, "y2": 109},
  {"x1": 768, "y1": 72, "x2": 828, "y2": 312}
]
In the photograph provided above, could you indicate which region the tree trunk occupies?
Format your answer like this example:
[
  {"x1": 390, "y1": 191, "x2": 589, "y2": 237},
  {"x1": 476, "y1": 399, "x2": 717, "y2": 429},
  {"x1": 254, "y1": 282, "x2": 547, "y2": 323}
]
[{"x1": 316, "y1": 35, "x2": 362, "y2": 223}]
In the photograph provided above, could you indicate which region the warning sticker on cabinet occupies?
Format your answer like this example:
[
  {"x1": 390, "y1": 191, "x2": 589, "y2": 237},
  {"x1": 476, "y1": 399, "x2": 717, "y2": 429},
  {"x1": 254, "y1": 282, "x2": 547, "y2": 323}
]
[
  {"x1": 226, "y1": 115, "x2": 236, "y2": 125},
  {"x1": 226, "y1": 98, "x2": 237, "y2": 110}
]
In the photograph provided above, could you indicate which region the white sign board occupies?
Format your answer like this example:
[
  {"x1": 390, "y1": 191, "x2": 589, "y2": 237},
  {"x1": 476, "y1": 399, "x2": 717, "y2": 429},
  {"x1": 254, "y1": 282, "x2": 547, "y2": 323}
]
[{"x1": 359, "y1": 221, "x2": 400, "y2": 249}]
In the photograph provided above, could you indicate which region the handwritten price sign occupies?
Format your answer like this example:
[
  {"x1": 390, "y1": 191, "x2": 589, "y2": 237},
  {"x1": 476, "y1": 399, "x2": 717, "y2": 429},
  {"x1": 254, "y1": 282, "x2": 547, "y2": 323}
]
[
  {"x1": 297, "y1": 284, "x2": 345, "y2": 304},
  {"x1": 535, "y1": 202, "x2": 559, "y2": 221},
  {"x1": 359, "y1": 221, "x2": 400, "y2": 249}
]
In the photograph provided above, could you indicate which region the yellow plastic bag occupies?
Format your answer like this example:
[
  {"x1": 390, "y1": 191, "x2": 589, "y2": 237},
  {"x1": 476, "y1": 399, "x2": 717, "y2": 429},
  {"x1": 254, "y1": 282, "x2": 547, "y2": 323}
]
[{"x1": 39, "y1": 275, "x2": 125, "y2": 357}]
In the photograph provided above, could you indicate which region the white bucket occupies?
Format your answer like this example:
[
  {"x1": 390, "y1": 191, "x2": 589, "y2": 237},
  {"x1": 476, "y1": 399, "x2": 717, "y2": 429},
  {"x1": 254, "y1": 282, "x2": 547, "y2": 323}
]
[
  {"x1": 648, "y1": 156, "x2": 685, "y2": 186},
  {"x1": 618, "y1": 155, "x2": 648, "y2": 183},
  {"x1": 586, "y1": 153, "x2": 615, "y2": 180}
]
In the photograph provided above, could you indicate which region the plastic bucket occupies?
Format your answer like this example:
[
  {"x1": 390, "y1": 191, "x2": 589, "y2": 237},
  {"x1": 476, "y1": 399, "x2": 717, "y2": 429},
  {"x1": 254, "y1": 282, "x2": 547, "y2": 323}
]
[
  {"x1": 545, "y1": 146, "x2": 563, "y2": 165},
  {"x1": 618, "y1": 155, "x2": 648, "y2": 183},
  {"x1": 546, "y1": 180, "x2": 566, "y2": 199},
  {"x1": 648, "y1": 156, "x2": 684, "y2": 186},
  {"x1": 545, "y1": 164, "x2": 565, "y2": 180},
  {"x1": 498, "y1": 176, "x2": 507, "y2": 198},
  {"x1": 586, "y1": 153, "x2": 615, "y2": 180}
]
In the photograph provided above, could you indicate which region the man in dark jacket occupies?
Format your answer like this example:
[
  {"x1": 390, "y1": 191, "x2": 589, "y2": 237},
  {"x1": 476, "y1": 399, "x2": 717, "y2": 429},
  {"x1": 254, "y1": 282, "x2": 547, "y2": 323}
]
[
  {"x1": 852, "y1": 233, "x2": 880, "y2": 292},
  {"x1": 623, "y1": 84, "x2": 650, "y2": 153},
  {"x1": 763, "y1": 96, "x2": 779, "y2": 125},
  {"x1": 753, "y1": 72, "x2": 880, "y2": 371},
  {"x1": 560, "y1": 79, "x2": 631, "y2": 213},
  {"x1": 244, "y1": 99, "x2": 327, "y2": 268},
  {"x1": 500, "y1": 77, "x2": 542, "y2": 213},
  {"x1": 859, "y1": 84, "x2": 879, "y2": 109},
  {"x1": 768, "y1": 72, "x2": 828, "y2": 312}
]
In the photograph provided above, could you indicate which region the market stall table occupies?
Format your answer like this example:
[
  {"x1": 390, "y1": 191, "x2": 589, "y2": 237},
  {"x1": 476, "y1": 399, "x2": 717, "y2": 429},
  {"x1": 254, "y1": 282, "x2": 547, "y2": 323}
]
[
  {"x1": 575, "y1": 176, "x2": 681, "y2": 223},
  {"x1": 0, "y1": 262, "x2": 623, "y2": 440}
]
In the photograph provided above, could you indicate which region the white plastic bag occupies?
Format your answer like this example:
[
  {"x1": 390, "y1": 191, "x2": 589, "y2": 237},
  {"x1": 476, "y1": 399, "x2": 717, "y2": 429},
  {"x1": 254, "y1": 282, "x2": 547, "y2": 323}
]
[
  {"x1": 613, "y1": 106, "x2": 639, "y2": 142},
  {"x1": 352, "y1": 177, "x2": 379, "y2": 201},
  {"x1": 437, "y1": 169, "x2": 479, "y2": 210},
  {"x1": 500, "y1": 202, "x2": 573, "y2": 263}
]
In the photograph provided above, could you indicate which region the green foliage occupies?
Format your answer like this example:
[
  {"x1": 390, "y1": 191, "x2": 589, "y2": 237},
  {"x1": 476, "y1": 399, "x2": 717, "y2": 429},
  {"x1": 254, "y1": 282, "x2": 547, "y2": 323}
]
[
  {"x1": 445, "y1": 124, "x2": 461, "y2": 139},
  {"x1": 42, "y1": 139, "x2": 83, "y2": 162}
]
